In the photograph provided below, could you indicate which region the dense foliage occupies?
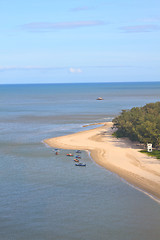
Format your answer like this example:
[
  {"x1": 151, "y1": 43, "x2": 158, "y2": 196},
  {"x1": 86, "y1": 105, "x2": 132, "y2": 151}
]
[{"x1": 112, "y1": 102, "x2": 160, "y2": 147}]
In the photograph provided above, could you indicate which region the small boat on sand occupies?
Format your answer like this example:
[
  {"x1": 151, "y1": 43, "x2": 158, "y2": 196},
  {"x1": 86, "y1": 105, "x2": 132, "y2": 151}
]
[
  {"x1": 75, "y1": 163, "x2": 86, "y2": 167},
  {"x1": 66, "y1": 153, "x2": 73, "y2": 156}
]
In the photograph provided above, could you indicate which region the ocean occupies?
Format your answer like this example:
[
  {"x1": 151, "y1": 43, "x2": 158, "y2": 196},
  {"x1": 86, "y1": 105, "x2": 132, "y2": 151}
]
[{"x1": 0, "y1": 82, "x2": 160, "y2": 240}]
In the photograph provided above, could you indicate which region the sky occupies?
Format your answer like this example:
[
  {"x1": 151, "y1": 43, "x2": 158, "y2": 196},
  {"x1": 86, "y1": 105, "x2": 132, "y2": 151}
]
[{"x1": 0, "y1": 0, "x2": 160, "y2": 84}]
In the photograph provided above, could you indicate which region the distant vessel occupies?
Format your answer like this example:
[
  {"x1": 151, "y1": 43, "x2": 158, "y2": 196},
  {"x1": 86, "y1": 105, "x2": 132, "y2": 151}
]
[{"x1": 96, "y1": 97, "x2": 103, "y2": 100}]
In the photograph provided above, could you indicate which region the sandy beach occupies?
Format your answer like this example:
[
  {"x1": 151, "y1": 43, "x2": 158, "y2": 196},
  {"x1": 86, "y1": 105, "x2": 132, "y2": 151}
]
[{"x1": 44, "y1": 122, "x2": 160, "y2": 200}]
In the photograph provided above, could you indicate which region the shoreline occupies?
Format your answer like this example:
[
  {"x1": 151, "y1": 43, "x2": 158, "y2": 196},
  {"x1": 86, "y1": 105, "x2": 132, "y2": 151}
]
[{"x1": 44, "y1": 122, "x2": 160, "y2": 200}]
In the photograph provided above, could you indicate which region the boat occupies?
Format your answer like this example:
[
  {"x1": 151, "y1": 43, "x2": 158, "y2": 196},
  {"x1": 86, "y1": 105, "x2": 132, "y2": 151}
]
[
  {"x1": 74, "y1": 159, "x2": 79, "y2": 162},
  {"x1": 75, "y1": 163, "x2": 86, "y2": 167},
  {"x1": 96, "y1": 97, "x2": 103, "y2": 100},
  {"x1": 75, "y1": 155, "x2": 81, "y2": 159},
  {"x1": 76, "y1": 150, "x2": 81, "y2": 153},
  {"x1": 66, "y1": 153, "x2": 73, "y2": 156},
  {"x1": 55, "y1": 152, "x2": 59, "y2": 155}
]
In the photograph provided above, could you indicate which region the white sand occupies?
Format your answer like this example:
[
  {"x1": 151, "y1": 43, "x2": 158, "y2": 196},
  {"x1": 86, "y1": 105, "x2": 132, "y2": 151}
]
[{"x1": 44, "y1": 122, "x2": 160, "y2": 199}]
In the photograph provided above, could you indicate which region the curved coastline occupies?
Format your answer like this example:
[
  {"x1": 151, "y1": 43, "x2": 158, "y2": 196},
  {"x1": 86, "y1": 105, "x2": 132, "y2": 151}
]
[{"x1": 44, "y1": 122, "x2": 160, "y2": 200}]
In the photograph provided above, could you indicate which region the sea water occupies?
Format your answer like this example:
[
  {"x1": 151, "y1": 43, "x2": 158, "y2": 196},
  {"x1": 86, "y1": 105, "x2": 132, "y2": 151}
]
[{"x1": 0, "y1": 82, "x2": 160, "y2": 240}]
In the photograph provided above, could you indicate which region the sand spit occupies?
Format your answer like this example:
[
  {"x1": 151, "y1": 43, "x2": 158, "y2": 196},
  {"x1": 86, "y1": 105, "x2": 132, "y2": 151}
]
[{"x1": 44, "y1": 122, "x2": 160, "y2": 200}]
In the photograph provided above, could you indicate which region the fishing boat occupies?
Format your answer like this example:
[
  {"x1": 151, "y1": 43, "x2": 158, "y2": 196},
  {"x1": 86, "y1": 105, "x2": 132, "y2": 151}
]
[
  {"x1": 75, "y1": 163, "x2": 86, "y2": 167},
  {"x1": 66, "y1": 153, "x2": 73, "y2": 156},
  {"x1": 74, "y1": 159, "x2": 79, "y2": 162},
  {"x1": 76, "y1": 150, "x2": 81, "y2": 153},
  {"x1": 75, "y1": 155, "x2": 81, "y2": 159}
]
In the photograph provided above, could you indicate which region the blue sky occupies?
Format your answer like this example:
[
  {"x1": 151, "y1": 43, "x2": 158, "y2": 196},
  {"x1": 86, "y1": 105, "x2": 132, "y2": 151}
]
[{"x1": 0, "y1": 0, "x2": 160, "y2": 84}]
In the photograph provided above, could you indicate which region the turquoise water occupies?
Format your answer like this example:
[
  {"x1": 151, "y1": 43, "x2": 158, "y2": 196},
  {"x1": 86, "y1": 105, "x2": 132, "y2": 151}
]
[{"x1": 0, "y1": 82, "x2": 160, "y2": 240}]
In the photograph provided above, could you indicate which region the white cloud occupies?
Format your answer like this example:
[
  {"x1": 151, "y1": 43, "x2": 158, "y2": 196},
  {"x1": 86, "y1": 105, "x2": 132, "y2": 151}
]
[
  {"x1": 69, "y1": 68, "x2": 82, "y2": 73},
  {"x1": 0, "y1": 65, "x2": 133, "y2": 73},
  {"x1": 120, "y1": 24, "x2": 160, "y2": 33},
  {"x1": 21, "y1": 21, "x2": 104, "y2": 32},
  {"x1": 141, "y1": 17, "x2": 160, "y2": 23},
  {"x1": 0, "y1": 66, "x2": 66, "y2": 71}
]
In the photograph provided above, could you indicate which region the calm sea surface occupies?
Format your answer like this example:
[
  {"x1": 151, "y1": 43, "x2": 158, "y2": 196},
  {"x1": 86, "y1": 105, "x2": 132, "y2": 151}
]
[{"x1": 0, "y1": 82, "x2": 160, "y2": 240}]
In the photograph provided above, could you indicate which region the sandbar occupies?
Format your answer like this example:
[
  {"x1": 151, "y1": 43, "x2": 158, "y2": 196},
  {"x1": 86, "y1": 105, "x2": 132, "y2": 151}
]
[{"x1": 44, "y1": 122, "x2": 160, "y2": 200}]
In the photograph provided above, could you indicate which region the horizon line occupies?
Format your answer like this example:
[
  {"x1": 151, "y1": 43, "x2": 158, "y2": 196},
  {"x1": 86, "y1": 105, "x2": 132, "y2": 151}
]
[{"x1": 1, "y1": 81, "x2": 160, "y2": 86}]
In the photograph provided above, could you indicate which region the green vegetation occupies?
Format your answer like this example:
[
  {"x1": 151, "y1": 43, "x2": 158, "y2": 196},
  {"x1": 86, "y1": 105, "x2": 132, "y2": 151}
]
[
  {"x1": 112, "y1": 102, "x2": 160, "y2": 148},
  {"x1": 140, "y1": 150, "x2": 160, "y2": 159}
]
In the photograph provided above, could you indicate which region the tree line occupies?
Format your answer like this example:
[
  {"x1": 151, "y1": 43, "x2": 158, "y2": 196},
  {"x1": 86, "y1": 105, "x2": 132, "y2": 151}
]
[{"x1": 112, "y1": 102, "x2": 160, "y2": 148}]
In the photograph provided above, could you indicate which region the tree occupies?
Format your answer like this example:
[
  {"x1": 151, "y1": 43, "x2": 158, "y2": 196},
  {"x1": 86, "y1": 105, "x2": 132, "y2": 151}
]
[{"x1": 112, "y1": 102, "x2": 160, "y2": 147}]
